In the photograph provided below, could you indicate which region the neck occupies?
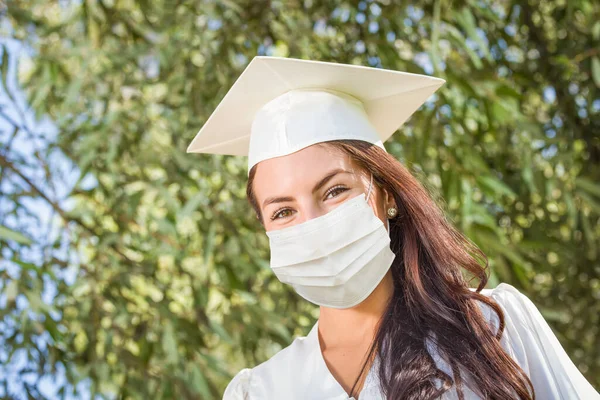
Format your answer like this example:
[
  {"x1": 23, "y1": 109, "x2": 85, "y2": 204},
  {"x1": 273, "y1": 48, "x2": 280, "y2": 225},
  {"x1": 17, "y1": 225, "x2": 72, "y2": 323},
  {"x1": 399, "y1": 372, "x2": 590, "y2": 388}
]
[{"x1": 317, "y1": 269, "x2": 394, "y2": 348}]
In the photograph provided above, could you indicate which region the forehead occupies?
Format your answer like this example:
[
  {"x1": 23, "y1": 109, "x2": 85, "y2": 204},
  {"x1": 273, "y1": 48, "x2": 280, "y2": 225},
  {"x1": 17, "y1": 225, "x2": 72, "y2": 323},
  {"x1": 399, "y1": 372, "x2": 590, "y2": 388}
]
[{"x1": 252, "y1": 144, "x2": 360, "y2": 201}]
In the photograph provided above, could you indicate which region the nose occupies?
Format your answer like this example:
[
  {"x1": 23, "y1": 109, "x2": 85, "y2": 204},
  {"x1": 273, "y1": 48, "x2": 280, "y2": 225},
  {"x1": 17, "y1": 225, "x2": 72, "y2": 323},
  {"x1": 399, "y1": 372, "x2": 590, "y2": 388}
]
[{"x1": 296, "y1": 200, "x2": 325, "y2": 224}]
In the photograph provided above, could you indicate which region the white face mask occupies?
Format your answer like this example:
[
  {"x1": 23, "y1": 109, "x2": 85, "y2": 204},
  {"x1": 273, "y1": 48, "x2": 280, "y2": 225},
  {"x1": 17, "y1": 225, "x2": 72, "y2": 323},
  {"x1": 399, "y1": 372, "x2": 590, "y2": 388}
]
[{"x1": 266, "y1": 174, "x2": 396, "y2": 309}]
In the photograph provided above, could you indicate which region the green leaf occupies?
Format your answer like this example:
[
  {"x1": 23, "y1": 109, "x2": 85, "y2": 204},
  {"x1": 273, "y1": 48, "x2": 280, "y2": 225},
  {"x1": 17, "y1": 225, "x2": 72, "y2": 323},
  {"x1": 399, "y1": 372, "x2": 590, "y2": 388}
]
[
  {"x1": 470, "y1": 205, "x2": 500, "y2": 231},
  {"x1": 64, "y1": 72, "x2": 84, "y2": 108},
  {"x1": 30, "y1": 63, "x2": 52, "y2": 112},
  {"x1": 563, "y1": 191, "x2": 578, "y2": 231},
  {"x1": 454, "y1": 7, "x2": 493, "y2": 63},
  {"x1": 179, "y1": 192, "x2": 207, "y2": 219},
  {"x1": 576, "y1": 176, "x2": 600, "y2": 198},
  {"x1": 578, "y1": 191, "x2": 600, "y2": 215},
  {"x1": 592, "y1": 56, "x2": 600, "y2": 88},
  {"x1": 188, "y1": 363, "x2": 211, "y2": 398},
  {"x1": 461, "y1": 177, "x2": 473, "y2": 233},
  {"x1": 476, "y1": 175, "x2": 517, "y2": 200},
  {"x1": 521, "y1": 151, "x2": 537, "y2": 194},
  {"x1": 446, "y1": 25, "x2": 483, "y2": 69},
  {"x1": 1, "y1": 44, "x2": 8, "y2": 89},
  {"x1": 430, "y1": 0, "x2": 442, "y2": 74},
  {"x1": 208, "y1": 319, "x2": 233, "y2": 345},
  {"x1": 491, "y1": 97, "x2": 520, "y2": 124},
  {"x1": 24, "y1": 290, "x2": 48, "y2": 313},
  {"x1": 0, "y1": 225, "x2": 33, "y2": 245},
  {"x1": 593, "y1": 22, "x2": 600, "y2": 40},
  {"x1": 581, "y1": 213, "x2": 597, "y2": 258},
  {"x1": 4, "y1": 280, "x2": 18, "y2": 303},
  {"x1": 203, "y1": 221, "x2": 217, "y2": 268},
  {"x1": 162, "y1": 320, "x2": 180, "y2": 365},
  {"x1": 539, "y1": 307, "x2": 570, "y2": 324}
]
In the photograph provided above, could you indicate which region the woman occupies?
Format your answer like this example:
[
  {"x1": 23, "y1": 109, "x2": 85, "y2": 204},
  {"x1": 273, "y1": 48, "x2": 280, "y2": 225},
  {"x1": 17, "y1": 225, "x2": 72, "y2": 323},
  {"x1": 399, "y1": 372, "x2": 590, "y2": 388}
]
[{"x1": 187, "y1": 56, "x2": 600, "y2": 399}]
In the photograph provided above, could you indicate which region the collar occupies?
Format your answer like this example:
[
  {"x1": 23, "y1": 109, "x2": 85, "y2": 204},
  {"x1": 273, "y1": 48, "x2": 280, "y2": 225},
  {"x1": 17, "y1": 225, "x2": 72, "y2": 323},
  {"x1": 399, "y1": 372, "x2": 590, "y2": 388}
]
[{"x1": 307, "y1": 319, "x2": 383, "y2": 399}]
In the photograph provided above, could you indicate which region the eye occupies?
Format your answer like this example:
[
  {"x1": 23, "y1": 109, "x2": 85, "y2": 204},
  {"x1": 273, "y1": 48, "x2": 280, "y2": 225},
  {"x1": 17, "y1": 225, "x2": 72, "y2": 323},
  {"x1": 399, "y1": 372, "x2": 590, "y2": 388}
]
[
  {"x1": 270, "y1": 207, "x2": 294, "y2": 221},
  {"x1": 269, "y1": 185, "x2": 349, "y2": 221},
  {"x1": 325, "y1": 185, "x2": 348, "y2": 200}
]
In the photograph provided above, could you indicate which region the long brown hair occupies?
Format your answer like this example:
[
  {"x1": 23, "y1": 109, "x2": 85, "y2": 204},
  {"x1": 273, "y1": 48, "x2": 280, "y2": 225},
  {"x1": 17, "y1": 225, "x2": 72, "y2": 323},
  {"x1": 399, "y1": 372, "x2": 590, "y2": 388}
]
[{"x1": 246, "y1": 139, "x2": 534, "y2": 399}]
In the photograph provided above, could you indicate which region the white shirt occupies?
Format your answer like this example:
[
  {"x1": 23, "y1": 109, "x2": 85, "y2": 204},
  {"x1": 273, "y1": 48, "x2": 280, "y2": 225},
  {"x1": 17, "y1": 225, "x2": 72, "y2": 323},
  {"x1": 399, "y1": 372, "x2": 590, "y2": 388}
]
[{"x1": 223, "y1": 283, "x2": 600, "y2": 399}]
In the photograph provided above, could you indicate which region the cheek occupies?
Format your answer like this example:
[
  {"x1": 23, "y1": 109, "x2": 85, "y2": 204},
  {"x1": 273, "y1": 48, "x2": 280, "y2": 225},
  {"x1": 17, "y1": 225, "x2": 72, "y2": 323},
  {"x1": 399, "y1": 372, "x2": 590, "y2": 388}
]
[
  {"x1": 374, "y1": 206, "x2": 387, "y2": 226},
  {"x1": 369, "y1": 190, "x2": 388, "y2": 225}
]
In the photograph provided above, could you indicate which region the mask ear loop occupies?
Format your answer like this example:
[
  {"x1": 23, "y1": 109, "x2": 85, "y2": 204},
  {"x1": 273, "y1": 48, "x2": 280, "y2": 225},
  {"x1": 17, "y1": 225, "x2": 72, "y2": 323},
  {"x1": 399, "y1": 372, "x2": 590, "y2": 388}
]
[
  {"x1": 365, "y1": 173, "x2": 391, "y2": 232},
  {"x1": 365, "y1": 172, "x2": 374, "y2": 202}
]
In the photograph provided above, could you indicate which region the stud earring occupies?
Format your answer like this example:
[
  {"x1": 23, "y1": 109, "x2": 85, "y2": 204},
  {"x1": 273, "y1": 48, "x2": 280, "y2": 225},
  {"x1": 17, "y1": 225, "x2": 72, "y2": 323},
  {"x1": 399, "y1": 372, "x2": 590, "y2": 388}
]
[{"x1": 387, "y1": 207, "x2": 398, "y2": 218}]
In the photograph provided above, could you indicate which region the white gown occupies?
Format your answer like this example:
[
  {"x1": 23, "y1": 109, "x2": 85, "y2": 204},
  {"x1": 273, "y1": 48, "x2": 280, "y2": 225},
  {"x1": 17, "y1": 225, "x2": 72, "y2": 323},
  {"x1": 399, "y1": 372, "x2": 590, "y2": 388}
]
[{"x1": 223, "y1": 283, "x2": 600, "y2": 399}]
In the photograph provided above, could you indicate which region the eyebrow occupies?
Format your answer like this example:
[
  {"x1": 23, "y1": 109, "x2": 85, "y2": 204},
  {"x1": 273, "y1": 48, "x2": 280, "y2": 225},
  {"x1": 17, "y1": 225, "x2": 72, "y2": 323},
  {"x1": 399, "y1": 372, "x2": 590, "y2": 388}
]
[{"x1": 261, "y1": 168, "x2": 351, "y2": 208}]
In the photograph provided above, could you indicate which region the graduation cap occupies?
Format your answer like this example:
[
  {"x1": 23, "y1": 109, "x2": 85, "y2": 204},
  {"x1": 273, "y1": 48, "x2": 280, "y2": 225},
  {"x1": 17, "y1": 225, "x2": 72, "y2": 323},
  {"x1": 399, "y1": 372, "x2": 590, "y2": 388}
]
[{"x1": 186, "y1": 56, "x2": 445, "y2": 174}]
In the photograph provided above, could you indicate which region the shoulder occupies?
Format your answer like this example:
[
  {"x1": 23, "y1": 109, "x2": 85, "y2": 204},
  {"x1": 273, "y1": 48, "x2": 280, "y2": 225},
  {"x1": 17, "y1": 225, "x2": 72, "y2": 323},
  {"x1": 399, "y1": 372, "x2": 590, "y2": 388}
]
[
  {"x1": 471, "y1": 283, "x2": 600, "y2": 398},
  {"x1": 252, "y1": 328, "x2": 315, "y2": 381},
  {"x1": 222, "y1": 329, "x2": 316, "y2": 400},
  {"x1": 223, "y1": 367, "x2": 252, "y2": 400},
  {"x1": 468, "y1": 282, "x2": 534, "y2": 335},
  {"x1": 485, "y1": 282, "x2": 535, "y2": 310},
  {"x1": 469, "y1": 281, "x2": 527, "y2": 304},
  {"x1": 471, "y1": 282, "x2": 553, "y2": 357}
]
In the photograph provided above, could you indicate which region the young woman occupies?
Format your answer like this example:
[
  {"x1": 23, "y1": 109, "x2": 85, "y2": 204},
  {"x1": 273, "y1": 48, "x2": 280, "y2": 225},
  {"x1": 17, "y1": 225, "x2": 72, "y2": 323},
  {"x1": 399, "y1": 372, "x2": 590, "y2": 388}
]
[{"x1": 187, "y1": 56, "x2": 600, "y2": 399}]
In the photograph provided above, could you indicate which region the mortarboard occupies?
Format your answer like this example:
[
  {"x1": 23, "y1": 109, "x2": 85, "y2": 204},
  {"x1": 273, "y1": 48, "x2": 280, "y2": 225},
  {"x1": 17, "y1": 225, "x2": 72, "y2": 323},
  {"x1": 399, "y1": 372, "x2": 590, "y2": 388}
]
[{"x1": 186, "y1": 56, "x2": 445, "y2": 174}]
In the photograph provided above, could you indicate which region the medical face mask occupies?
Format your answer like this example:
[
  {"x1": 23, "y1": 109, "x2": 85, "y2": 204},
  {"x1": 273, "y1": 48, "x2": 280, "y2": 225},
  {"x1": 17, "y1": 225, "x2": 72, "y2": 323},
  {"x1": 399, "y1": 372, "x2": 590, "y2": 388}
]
[{"x1": 265, "y1": 174, "x2": 396, "y2": 309}]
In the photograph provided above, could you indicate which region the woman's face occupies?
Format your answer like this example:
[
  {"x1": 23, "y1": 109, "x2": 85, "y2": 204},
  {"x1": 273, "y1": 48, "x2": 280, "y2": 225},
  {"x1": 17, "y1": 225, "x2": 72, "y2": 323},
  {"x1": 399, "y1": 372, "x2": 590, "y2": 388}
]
[{"x1": 252, "y1": 143, "x2": 395, "y2": 231}]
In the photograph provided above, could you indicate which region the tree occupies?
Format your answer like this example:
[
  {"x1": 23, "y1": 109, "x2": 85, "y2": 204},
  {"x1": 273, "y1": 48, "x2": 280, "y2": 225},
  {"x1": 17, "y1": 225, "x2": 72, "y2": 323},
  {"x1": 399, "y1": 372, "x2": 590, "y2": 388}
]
[{"x1": 2, "y1": 0, "x2": 599, "y2": 398}]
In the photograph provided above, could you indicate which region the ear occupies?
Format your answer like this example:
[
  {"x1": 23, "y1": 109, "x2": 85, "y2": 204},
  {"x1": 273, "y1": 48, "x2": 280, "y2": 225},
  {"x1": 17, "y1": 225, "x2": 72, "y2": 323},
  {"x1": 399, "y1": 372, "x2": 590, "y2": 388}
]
[{"x1": 383, "y1": 189, "x2": 397, "y2": 211}]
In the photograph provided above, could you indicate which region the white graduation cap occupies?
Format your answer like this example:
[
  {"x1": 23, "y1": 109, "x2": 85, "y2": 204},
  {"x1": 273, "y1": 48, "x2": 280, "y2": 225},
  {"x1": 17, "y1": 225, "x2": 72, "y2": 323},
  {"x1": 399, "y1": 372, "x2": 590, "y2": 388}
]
[{"x1": 186, "y1": 56, "x2": 445, "y2": 174}]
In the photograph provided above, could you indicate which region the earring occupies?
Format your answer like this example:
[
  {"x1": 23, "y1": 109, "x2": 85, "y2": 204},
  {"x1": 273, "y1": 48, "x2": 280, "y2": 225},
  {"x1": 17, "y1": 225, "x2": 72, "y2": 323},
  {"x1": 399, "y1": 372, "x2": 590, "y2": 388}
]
[{"x1": 387, "y1": 207, "x2": 398, "y2": 218}]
